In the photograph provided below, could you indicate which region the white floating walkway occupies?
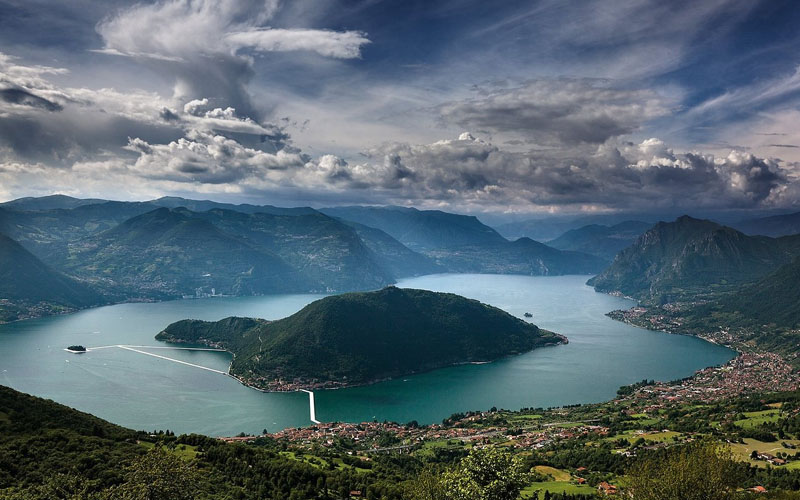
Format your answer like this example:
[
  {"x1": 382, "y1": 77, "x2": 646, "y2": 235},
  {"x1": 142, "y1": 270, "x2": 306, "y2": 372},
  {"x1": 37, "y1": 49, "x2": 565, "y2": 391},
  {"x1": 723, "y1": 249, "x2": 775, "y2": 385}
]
[
  {"x1": 75, "y1": 344, "x2": 324, "y2": 425},
  {"x1": 299, "y1": 389, "x2": 321, "y2": 424},
  {"x1": 117, "y1": 345, "x2": 230, "y2": 375}
]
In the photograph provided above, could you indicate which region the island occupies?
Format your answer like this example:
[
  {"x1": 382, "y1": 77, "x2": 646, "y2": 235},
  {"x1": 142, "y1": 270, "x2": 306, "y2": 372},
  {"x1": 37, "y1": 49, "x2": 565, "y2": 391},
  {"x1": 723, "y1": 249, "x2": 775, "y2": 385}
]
[
  {"x1": 66, "y1": 345, "x2": 87, "y2": 353},
  {"x1": 156, "y1": 286, "x2": 567, "y2": 391}
]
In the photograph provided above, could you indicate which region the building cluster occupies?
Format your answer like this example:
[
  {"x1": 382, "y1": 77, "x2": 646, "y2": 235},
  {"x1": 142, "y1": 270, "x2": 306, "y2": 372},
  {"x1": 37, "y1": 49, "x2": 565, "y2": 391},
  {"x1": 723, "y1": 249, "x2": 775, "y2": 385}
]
[
  {"x1": 510, "y1": 425, "x2": 610, "y2": 450},
  {"x1": 625, "y1": 353, "x2": 800, "y2": 404}
]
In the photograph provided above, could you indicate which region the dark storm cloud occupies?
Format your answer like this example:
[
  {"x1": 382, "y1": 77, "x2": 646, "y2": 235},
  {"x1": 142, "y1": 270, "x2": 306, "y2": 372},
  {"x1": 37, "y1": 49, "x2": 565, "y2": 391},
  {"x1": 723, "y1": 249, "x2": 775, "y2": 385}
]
[
  {"x1": 439, "y1": 80, "x2": 668, "y2": 145},
  {"x1": 0, "y1": 87, "x2": 62, "y2": 111}
]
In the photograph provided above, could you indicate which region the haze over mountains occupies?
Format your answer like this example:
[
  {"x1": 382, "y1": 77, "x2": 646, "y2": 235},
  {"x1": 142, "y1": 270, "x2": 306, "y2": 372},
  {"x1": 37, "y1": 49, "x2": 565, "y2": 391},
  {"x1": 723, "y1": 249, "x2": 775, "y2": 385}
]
[{"x1": 0, "y1": 195, "x2": 607, "y2": 321}]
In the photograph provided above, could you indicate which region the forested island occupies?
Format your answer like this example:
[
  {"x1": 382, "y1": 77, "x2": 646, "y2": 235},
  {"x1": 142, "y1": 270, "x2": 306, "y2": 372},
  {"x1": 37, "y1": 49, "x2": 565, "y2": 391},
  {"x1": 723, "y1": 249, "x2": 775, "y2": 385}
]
[{"x1": 156, "y1": 287, "x2": 566, "y2": 391}]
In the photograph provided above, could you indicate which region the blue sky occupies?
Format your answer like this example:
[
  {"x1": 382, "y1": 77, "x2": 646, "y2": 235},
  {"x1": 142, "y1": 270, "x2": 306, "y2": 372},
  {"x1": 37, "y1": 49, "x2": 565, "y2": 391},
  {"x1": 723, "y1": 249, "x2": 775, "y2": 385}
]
[{"x1": 0, "y1": 0, "x2": 799, "y2": 214}]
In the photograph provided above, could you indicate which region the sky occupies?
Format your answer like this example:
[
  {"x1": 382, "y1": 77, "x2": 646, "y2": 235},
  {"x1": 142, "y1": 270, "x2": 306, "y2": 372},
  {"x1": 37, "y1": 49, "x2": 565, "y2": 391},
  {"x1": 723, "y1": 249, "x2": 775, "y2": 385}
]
[{"x1": 0, "y1": 0, "x2": 799, "y2": 215}]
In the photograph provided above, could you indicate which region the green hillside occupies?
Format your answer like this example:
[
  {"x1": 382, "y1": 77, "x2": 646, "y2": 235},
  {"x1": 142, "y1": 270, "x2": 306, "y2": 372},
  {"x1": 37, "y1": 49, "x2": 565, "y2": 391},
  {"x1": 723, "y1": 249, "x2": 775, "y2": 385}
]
[
  {"x1": 191, "y1": 209, "x2": 396, "y2": 290},
  {"x1": 157, "y1": 287, "x2": 565, "y2": 388},
  {"x1": 0, "y1": 233, "x2": 103, "y2": 321},
  {"x1": 62, "y1": 207, "x2": 311, "y2": 298},
  {"x1": 714, "y1": 256, "x2": 800, "y2": 328},
  {"x1": 588, "y1": 216, "x2": 800, "y2": 303}
]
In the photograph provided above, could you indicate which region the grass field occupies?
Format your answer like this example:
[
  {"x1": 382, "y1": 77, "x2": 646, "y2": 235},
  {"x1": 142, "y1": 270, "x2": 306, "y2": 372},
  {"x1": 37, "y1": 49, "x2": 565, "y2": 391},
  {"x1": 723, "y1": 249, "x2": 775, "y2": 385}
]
[
  {"x1": 730, "y1": 438, "x2": 800, "y2": 467},
  {"x1": 734, "y1": 409, "x2": 781, "y2": 429},
  {"x1": 533, "y1": 465, "x2": 571, "y2": 481},
  {"x1": 521, "y1": 481, "x2": 596, "y2": 496}
]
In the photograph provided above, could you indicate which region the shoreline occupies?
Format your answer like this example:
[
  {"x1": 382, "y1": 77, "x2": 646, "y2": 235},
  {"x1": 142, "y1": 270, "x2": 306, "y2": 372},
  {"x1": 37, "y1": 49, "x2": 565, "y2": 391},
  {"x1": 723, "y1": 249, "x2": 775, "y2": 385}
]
[{"x1": 161, "y1": 334, "x2": 569, "y2": 393}]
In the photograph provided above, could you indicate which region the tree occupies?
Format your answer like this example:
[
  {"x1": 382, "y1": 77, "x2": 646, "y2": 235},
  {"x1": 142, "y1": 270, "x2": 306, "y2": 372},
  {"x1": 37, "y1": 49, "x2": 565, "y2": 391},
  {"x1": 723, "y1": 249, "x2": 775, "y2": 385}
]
[
  {"x1": 626, "y1": 439, "x2": 743, "y2": 500},
  {"x1": 406, "y1": 466, "x2": 449, "y2": 500},
  {"x1": 439, "y1": 447, "x2": 530, "y2": 500},
  {"x1": 106, "y1": 447, "x2": 202, "y2": 500}
]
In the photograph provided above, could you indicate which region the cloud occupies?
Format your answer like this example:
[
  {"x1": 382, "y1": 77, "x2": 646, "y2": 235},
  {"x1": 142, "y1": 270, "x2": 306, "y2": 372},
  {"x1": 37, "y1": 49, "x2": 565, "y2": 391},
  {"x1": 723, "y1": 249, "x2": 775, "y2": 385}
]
[
  {"x1": 439, "y1": 79, "x2": 669, "y2": 145},
  {"x1": 225, "y1": 28, "x2": 370, "y2": 59},
  {"x1": 124, "y1": 128, "x2": 306, "y2": 185},
  {"x1": 0, "y1": 87, "x2": 63, "y2": 111},
  {"x1": 95, "y1": 0, "x2": 369, "y2": 120}
]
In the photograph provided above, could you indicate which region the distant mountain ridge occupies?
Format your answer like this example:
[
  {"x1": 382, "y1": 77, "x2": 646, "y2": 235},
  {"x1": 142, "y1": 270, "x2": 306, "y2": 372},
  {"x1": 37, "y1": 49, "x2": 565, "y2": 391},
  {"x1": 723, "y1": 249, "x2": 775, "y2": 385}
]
[
  {"x1": 157, "y1": 287, "x2": 565, "y2": 389},
  {"x1": 588, "y1": 215, "x2": 800, "y2": 303},
  {"x1": 320, "y1": 205, "x2": 507, "y2": 251},
  {"x1": 548, "y1": 221, "x2": 652, "y2": 261},
  {"x1": 321, "y1": 205, "x2": 606, "y2": 275},
  {"x1": 734, "y1": 211, "x2": 800, "y2": 238}
]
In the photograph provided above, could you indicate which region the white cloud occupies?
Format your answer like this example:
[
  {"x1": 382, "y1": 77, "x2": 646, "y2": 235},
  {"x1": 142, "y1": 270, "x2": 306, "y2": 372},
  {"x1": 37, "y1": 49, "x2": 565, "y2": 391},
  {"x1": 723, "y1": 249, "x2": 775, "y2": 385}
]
[
  {"x1": 97, "y1": 0, "x2": 369, "y2": 61},
  {"x1": 225, "y1": 28, "x2": 369, "y2": 59}
]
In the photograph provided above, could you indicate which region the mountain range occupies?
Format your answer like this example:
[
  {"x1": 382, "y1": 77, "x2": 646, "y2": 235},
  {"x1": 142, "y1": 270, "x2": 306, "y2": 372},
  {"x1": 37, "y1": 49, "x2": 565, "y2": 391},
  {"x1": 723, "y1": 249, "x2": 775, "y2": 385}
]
[
  {"x1": 733, "y1": 211, "x2": 800, "y2": 238},
  {"x1": 320, "y1": 205, "x2": 606, "y2": 274},
  {"x1": 0, "y1": 196, "x2": 606, "y2": 321}
]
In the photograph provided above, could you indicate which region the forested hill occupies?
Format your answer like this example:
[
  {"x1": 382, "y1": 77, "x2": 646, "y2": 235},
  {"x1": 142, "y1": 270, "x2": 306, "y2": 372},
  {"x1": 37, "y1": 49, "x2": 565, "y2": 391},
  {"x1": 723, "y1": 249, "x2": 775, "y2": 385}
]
[
  {"x1": 588, "y1": 215, "x2": 800, "y2": 303},
  {"x1": 0, "y1": 384, "x2": 403, "y2": 499},
  {"x1": 0, "y1": 233, "x2": 103, "y2": 321},
  {"x1": 681, "y1": 255, "x2": 800, "y2": 346},
  {"x1": 157, "y1": 287, "x2": 565, "y2": 389}
]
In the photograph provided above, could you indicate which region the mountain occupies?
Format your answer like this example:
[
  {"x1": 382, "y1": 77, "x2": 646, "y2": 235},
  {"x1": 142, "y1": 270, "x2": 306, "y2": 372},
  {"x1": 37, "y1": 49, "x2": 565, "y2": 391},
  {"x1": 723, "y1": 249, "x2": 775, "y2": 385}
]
[
  {"x1": 0, "y1": 201, "x2": 159, "y2": 260},
  {"x1": 337, "y1": 220, "x2": 442, "y2": 277},
  {"x1": 588, "y1": 216, "x2": 800, "y2": 303},
  {"x1": 548, "y1": 221, "x2": 652, "y2": 261},
  {"x1": 187, "y1": 209, "x2": 396, "y2": 291},
  {"x1": 424, "y1": 237, "x2": 606, "y2": 275},
  {"x1": 320, "y1": 205, "x2": 507, "y2": 251},
  {"x1": 0, "y1": 233, "x2": 102, "y2": 321},
  {"x1": 151, "y1": 196, "x2": 318, "y2": 216},
  {"x1": 62, "y1": 207, "x2": 399, "y2": 297},
  {"x1": 0, "y1": 194, "x2": 107, "y2": 211},
  {"x1": 494, "y1": 218, "x2": 587, "y2": 242},
  {"x1": 734, "y1": 211, "x2": 800, "y2": 237},
  {"x1": 322, "y1": 205, "x2": 605, "y2": 275},
  {"x1": 62, "y1": 208, "x2": 314, "y2": 298},
  {"x1": 157, "y1": 287, "x2": 565, "y2": 389}
]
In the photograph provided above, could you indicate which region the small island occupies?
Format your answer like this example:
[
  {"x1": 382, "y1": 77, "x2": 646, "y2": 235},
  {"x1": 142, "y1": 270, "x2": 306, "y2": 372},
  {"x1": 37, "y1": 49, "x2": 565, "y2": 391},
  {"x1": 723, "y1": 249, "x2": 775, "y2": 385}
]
[
  {"x1": 156, "y1": 287, "x2": 567, "y2": 391},
  {"x1": 524, "y1": 312, "x2": 533, "y2": 318},
  {"x1": 65, "y1": 345, "x2": 87, "y2": 353}
]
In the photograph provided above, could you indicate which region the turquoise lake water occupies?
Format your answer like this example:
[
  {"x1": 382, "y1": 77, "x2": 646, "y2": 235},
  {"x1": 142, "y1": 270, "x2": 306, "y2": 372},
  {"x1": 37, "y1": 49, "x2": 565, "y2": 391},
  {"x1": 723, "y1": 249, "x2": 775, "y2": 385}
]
[{"x1": 0, "y1": 274, "x2": 734, "y2": 436}]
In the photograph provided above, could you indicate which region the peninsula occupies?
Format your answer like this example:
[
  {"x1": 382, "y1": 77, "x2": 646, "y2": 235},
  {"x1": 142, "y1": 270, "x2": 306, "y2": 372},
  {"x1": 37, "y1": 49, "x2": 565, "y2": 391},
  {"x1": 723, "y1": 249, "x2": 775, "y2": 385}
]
[{"x1": 156, "y1": 287, "x2": 566, "y2": 391}]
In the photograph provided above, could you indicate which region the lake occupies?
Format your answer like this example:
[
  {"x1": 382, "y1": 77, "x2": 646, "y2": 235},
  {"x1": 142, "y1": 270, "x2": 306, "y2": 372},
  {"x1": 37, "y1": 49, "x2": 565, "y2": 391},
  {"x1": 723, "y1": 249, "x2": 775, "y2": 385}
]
[{"x1": 0, "y1": 274, "x2": 734, "y2": 436}]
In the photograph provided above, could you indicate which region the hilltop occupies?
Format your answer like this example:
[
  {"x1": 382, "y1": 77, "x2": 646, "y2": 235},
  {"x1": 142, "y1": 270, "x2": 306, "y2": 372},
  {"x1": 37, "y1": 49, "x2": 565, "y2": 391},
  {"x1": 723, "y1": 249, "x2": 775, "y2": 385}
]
[{"x1": 157, "y1": 287, "x2": 565, "y2": 389}]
